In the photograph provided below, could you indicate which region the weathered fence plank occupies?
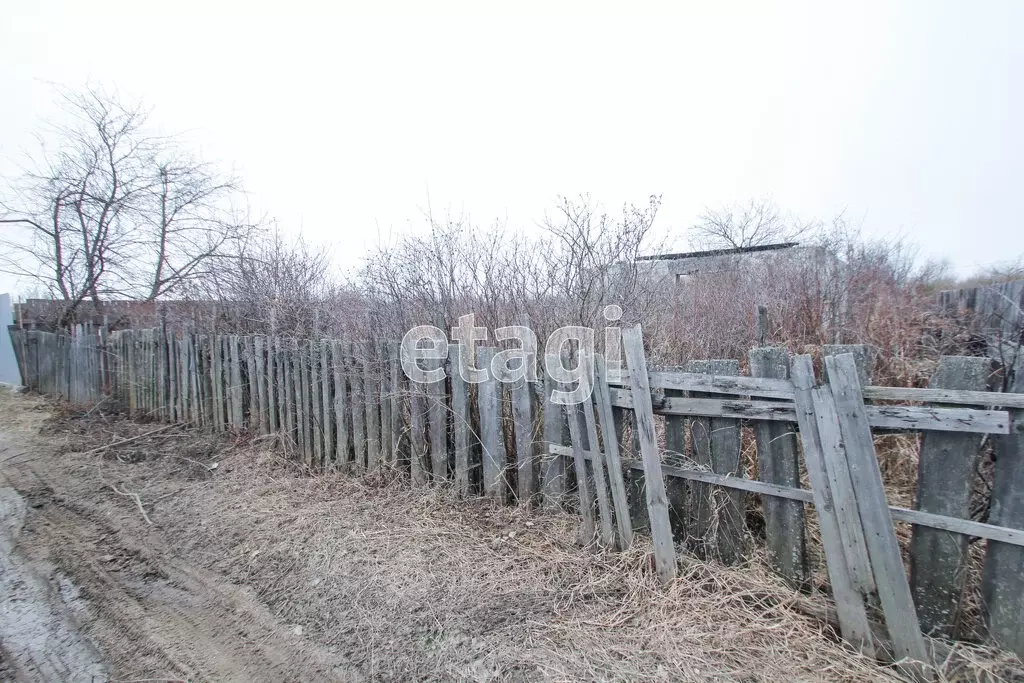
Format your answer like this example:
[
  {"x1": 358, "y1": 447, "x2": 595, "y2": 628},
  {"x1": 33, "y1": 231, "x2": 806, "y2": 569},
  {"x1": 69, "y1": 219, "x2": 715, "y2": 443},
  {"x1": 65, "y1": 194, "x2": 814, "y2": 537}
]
[
  {"x1": 363, "y1": 342, "x2": 380, "y2": 470},
  {"x1": 244, "y1": 336, "x2": 258, "y2": 429},
  {"x1": 593, "y1": 355, "x2": 634, "y2": 549},
  {"x1": 541, "y1": 368, "x2": 567, "y2": 508},
  {"x1": 349, "y1": 342, "x2": 366, "y2": 470},
  {"x1": 581, "y1": 378, "x2": 616, "y2": 548},
  {"x1": 605, "y1": 389, "x2": 1009, "y2": 434},
  {"x1": 331, "y1": 340, "x2": 350, "y2": 467},
  {"x1": 229, "y1": 335, "x2": 244, "y2": 428},
  {"x1": 687, "y1": 359, "x2": 744, "y2": 564},
  {"x1": 621, "y1": 325, "x2": 676, "y2": 584},
  {"x1": 254, "y1": 336, "x2": 269, "y2": 434},
  {"x1": 477, "y1": 347, "x2": 506, "y2": 502},
  {"x1": 511, "y1": 375, "x2": 535, "y2": 504},
  {"x1": 428, "y1": 369, "x2": 447, "y2": 482},
  {"x1": 450, "y1": 343, "x2": 471, "y2": 496},
  {"x1": 564, "y1": 396, "x2": 597, "y2": 544},
  {"x1": 662, "y1": 363, "x2": 689, "y2": 543},
  {"x1": 378, "y1": 340, "x2": 392, "y2": 467},
  {"x1": 311, "y1": 339, "x2": 325, "y2": 466},
  {"x1": 409, "y1": 380, "x2": 428, "y2": 486},
  {"x1": 388, "y1": 341, "x2": 402, "y2": 466}
]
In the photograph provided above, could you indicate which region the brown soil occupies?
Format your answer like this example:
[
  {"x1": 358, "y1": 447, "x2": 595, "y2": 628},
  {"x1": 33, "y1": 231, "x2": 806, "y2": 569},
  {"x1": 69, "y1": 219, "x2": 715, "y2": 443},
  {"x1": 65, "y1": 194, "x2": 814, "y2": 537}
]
[{"x1": 0, "y1": 391, "x2": 1019, "y2": 682}]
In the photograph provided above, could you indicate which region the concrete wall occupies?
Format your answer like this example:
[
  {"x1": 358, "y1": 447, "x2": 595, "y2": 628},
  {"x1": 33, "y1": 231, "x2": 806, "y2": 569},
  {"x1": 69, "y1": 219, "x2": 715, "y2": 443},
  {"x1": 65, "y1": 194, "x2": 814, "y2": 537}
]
[{"x1": 0, "y1": 294, "x2": 20, "y2": 384}]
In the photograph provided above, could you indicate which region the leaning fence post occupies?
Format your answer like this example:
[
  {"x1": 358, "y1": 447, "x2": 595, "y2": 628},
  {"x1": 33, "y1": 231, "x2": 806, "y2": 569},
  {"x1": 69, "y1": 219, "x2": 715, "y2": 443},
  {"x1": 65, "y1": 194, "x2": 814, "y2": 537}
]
[
  {"x1": 825, "y1": 353, "x2": 928, "y2": 665},
  {"x1": 621, "y1": 325, "x2": 677, "y2": 584},
  {"x1": 790, "y1": 355, "x2": 875, "y2": 656}
]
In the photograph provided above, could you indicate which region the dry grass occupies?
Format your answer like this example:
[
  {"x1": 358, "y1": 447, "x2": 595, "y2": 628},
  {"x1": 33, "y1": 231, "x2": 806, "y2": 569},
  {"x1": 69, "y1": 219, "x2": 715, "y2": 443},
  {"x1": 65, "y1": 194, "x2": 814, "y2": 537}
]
[{"x1": 21, "y1": 399, "x2": 1022, "y2": 682}]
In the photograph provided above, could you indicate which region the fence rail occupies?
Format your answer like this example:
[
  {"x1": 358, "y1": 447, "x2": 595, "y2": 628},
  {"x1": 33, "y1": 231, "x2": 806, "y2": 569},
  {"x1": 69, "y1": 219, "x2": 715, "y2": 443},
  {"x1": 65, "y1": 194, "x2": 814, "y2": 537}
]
[{"x1": 7, "y1": 323, "x2": 1024, "y2": 663}]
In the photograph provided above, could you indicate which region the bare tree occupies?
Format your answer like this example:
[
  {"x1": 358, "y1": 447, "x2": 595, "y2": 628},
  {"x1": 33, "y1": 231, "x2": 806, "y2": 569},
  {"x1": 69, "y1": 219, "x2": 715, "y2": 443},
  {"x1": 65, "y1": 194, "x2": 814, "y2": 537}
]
[
  {"x1": 0, "y1": 85, "x2": 257, "y2": 325},
  {"x1": 689, "y1": 198, "x2": 816, "y2": 251},
  {"x1": 143, "y1": 155, "x2": 258, "y2": 301}
]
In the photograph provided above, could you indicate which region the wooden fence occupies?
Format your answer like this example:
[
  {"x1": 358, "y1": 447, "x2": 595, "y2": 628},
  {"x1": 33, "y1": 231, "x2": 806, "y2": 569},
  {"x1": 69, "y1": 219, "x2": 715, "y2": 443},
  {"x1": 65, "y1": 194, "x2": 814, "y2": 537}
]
[
  {"x1": 938, "y1": 279, "x2": 1024, "y2": 341},
  {"x1": 7, "y1": 323, "x2": 1024, "y2": 665}
]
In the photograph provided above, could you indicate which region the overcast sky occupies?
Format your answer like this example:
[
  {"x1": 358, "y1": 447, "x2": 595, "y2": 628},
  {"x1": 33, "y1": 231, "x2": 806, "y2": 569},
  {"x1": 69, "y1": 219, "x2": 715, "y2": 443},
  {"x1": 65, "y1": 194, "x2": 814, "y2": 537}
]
[{"x1": 1, "y1": 0, "x2": 1022, "y2": 297}]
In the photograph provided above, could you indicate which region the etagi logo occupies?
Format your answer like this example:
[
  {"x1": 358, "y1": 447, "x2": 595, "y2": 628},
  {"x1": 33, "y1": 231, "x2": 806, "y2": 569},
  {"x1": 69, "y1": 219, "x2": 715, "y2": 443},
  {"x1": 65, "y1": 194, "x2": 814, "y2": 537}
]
[{"x1": 400, "y1": 306, "x2": 624, "y2": 406}]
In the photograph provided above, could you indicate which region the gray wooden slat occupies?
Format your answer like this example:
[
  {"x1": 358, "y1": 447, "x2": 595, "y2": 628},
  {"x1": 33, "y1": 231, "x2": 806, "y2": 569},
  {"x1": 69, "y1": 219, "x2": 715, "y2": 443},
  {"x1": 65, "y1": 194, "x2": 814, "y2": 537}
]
[
  {"x1": 210, "y1": 335, "x2": 223, "y2": 431},
  {"x1": 320, "y1": 340, "x2": 335, "y2": 466},
  {"x1": 388, "y1": 341, "x2": 402, "y2": 467},
  {"x1": 541, "y1": 368, "x2": 568, "y2": 508},
  {"x1": 810, "y1": 384, "x2": 876, "y2": 596},
  {"x1": 378, "y1": 340, "x2": 392, "y2": 467},
  {"x1": 621, "y1": 325, "x2": 677, "y2": 584},
  {"x1": 331, "y1": 340, "x2": 350, "y2": 467},
  {"x1": 580, "y1": 357, "x2": 615, "y2": 547},
  {"x1": 450, "y1": 343, "x2": 471, "y2": 496},
  {"x1": 309, "y1": 339, "x2": 324, "y2": 467},
  {"x1": 608, "y1": 367, "x2": 795, "y2": 399},
  {"x1": 267, "y1": 336, "x2": 278, "y2": 433},
  {"x1": 593, "y1": 355, "x2": 634, "y2": 549},
  {"x1": 610, "y1": 367, "x2": 1024, "y2": 410},
  {"x1": 300, "y1": 340, "x2": 315, "y2": 466},
  {"x1": 428, "y1": 371, "x2": 447, "y2": 482},
  {"x1": 749, "y1": 347, "x2": 808, "y2": 587},
  {"x1": 861, "y1": 385, "x2": 1024, "y2": 409},
  {"x1": 291, "y1": 339, "x2": 307, "y2": 460},
  {"x1": 229, "y1": 335, "x2": 244, "y2": 429},
  {"x1": 477, "y1": 347, "x2": 506, "y2": 502},
  {"x1": 661, "y1": 364, "x2": 689, "y2": 544},
  {"x1": 687, "y1": 359, "x2": 744, "y2": 564},
  {"x1": 790, "y1": 355, "x2": 875, "y2": 656},
  {"x1": 254, "y1": 336, "x2": 269, "y2": 434},
  {"x1": 865, "y1": 404, "x2": 1007, "y2": 434},
  {"x1": 409, "y1": 379, "x2": 428, "y2": 486},
  {"x1": 348, "y1": 341, "x2": 367, "y2": 470},
  {"x1": 605, "y1": 388, "x2": 1008, "y2": 434},
  {"x1": 825, "y1": 353, "x2": 929, "y2": 664},
  {"x1": 243, "y1": 336, "x2": 258, "y2": 429},
  {"x1": 564, "y1": 396, "x2": 596, "y2": 544},
  {"x1": 511, "y1": 375, "x2": 535, "y2": 504},
  {"x1": 280, "y1": 338, "x2": 294, "y2": 444},
  {"x1": 910, "y1": 356, "x2": 995, "y2": 637},
  {"x1": 363, "y1": 342, "x2": 380, "y2": 470}
]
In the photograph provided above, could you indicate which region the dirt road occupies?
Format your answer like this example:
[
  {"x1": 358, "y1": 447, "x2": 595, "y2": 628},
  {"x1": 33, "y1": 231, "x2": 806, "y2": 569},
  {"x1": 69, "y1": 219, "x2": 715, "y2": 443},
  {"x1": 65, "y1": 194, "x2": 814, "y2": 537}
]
[
  {"x1": 0, "y1": 393, "x2": 358, "y2": 682},
  {"x1": 0, "y1": 391, "x2": 1016, "y2": 681}
]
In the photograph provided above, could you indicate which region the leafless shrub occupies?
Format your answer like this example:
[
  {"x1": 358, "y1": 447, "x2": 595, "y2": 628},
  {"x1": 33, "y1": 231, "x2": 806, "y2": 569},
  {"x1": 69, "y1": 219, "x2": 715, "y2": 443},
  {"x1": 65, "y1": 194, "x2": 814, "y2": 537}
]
[
  {"x1": 194, "y1": 226, "x2": 348, "y2": 337},
  {"x1": 357, "y1": 195, "x2": 667, "y2": 347}
]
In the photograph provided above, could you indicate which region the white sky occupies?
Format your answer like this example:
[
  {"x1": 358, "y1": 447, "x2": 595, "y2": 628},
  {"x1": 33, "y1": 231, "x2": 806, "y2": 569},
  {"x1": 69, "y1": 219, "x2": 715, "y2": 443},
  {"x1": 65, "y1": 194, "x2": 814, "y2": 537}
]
[{"x1": 1, "y1": 0, "x2": 1022, "y2": 297}]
